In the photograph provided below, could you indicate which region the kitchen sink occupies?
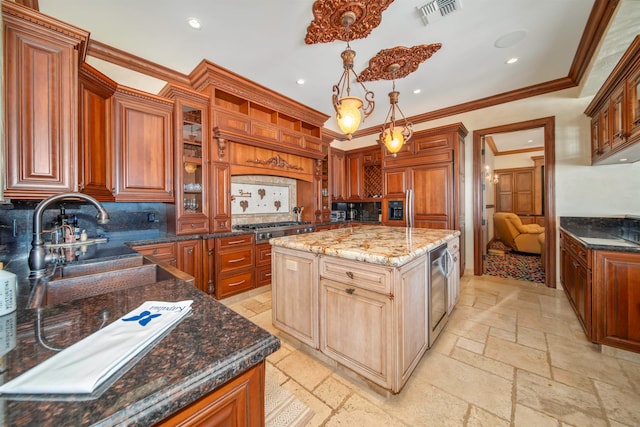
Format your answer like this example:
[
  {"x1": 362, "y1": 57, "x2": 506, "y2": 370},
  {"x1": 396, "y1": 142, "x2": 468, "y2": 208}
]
[{"x1": 29, "y1": 255, "x2": 194, "y2": 308}]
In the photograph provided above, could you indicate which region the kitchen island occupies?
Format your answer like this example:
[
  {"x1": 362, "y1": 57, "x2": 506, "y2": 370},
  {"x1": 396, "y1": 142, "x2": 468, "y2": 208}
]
[
  {"x1": 270, "y1": 225, "x2": 460, "y2": 394},
  {"x1": 1, "y1": 248, "x2": 280, "y2": 426}
]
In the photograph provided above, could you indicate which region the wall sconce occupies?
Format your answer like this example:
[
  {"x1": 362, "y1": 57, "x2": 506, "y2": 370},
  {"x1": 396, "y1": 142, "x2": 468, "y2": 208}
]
[
  {"x1": 378, "y1": 64, "x2": 412, "y2": 157},
  {"x1": 485, "y1": 165, "x2": 499, "y2": 184},
  {"x1": 332, "y1": 11, "x2": 375, "y2": 139}
]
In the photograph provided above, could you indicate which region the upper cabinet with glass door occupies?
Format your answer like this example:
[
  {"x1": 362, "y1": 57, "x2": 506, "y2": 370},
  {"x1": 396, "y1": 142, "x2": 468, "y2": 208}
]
[{"x1": 160, "y1": 85, "x2": 210, "y2": 235}]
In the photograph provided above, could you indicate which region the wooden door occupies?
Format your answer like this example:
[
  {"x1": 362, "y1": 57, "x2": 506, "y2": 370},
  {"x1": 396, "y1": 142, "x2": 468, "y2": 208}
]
[
  {"x1": 410, "y1": 163, "x2": 453, "y2": 229},
  {"x1": 113, "y1": 89, "x2": 174, "y2": 201},
  {"x1": 513, "y1": 169, "x2": 534, "y2": 214}
]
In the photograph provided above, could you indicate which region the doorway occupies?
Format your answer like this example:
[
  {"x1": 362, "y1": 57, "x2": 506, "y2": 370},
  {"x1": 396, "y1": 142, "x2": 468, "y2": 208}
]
[{"x1": 472, "y1": 117, "x2": 556, "y2": 288}]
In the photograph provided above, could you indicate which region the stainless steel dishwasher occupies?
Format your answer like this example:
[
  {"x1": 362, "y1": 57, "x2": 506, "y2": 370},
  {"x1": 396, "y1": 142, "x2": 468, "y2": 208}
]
[{"x1": 429, "y1": 244, "x2": 453, "y2": 347}]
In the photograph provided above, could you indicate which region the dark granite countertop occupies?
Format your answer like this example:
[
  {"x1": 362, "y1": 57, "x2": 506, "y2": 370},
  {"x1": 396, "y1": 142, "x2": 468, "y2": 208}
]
[
  {"x1": 1, "y1": 234, "x2": 280, "y2": 425},
  {"x1": 560, "y1": 216, "x2": 640, "y2": 253}
]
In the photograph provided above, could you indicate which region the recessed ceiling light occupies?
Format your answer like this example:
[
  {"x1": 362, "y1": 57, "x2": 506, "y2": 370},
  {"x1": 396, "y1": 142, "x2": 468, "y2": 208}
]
[
  {"x1": 187, "y1": 17, "x2": 201, "y2": 29},
  {"x1": 494, "y1": 30, "x2": 527, "y2": 48},
  {"x1": 505, "y1": 57, "x2": 519, "y2": 65},
  {"x1": 527, "y1": 139, "x2": 533, "y2": 143},
  {"x1": 296, "y1": 79, "x2": 305, "y2": 85},
  {"x1": 413, "y1": 89, "x2": 421, "y2": 94},
  {"x1": 620, "y1": 158, "x2": 628, "y2": 162}
]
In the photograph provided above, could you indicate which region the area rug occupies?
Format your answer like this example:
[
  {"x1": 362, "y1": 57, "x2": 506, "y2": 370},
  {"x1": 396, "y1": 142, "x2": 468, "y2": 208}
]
[
  {"x1": 265, "y1": 373, "x2": 313, "y2": 427},
  {"x1": 485, "y1": 240, "x2": 545, "y2": 284}
]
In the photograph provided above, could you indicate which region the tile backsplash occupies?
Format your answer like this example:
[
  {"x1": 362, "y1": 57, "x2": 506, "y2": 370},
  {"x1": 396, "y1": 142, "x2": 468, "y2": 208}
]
[{"x1": 231, "y1": 176, "x2": 298, "y2": 225}]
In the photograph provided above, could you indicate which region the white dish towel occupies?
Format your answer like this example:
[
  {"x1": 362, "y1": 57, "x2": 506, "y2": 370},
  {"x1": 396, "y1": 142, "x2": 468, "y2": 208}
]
[{"x1": 0, "y1": 300, "x2": 193, "y2": 395}]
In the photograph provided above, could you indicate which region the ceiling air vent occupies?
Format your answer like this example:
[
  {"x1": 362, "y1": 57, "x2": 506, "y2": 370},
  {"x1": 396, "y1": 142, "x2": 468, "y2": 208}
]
[{"x1": 418, "y1": 0, "x2": 463, "y2": 25}]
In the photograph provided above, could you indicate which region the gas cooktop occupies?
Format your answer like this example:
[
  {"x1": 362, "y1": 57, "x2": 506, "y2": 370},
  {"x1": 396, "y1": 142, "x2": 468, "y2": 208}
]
[{"x1": 232, "y1": 221, "x2": 311, "y2": 231}]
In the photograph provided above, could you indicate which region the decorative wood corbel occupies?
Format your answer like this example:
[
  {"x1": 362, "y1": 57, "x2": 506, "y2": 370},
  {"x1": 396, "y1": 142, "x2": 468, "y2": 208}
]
[{"x1": 212, "y1": 127, "x2": 227, "y2": 160}]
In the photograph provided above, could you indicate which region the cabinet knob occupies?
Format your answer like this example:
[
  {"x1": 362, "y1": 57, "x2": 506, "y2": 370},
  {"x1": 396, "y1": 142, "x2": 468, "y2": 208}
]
[
  {"x1": 191, "y1": 224, "x2": 196, "y2": 228},
  {"x1": 188, "y1": 249, "x2": 193, "y2": 254},
  {"x1": 345, "y1": 288, "x2": 355, "y2": 295},
  {"x1": 346, "y1": 271, "x2": 354, "y2": 279},
  {"x1": 152, "y1": 249, "x2": 158, "y2": 255}
]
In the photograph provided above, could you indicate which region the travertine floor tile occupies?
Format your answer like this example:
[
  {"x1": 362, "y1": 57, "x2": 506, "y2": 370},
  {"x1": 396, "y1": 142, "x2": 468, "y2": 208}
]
[
  {"x1": 450, "y1": 346, "x2": 514, "y2": 380},
  {"x1": 517, "y1": 325, "x2": 548, "y2": 351},
  {"x1": 489, "y1": 326, "x2": 517, "y2": 342},
  {"x1": 430, "y1": 330, "x2": 458, "y2": 355},
  {"x1": 551, "y1": 366, "x2": 596, "y2": 393},
  {"x1": 516, "y1": 369, "x2": 606, "y2": 426},
  {"x1": 485, "y1": 336, "x2": 551, "y2": 377},
  {"x1": 445, "y1": 317, "x2": 490, "y2": 343},
  {"x1": 593, "y1": 379, "x2": 640, "y2": 426},
  {"x1": 456, "y1": 336, "x2": 485, "y2": 354},
  {"x1": 276, "y1": 350, "x2": 332, "y2": 391},
  {"x1": 325, "y1": 394, "x2": 405, "y2": 426},
  {"x1": 313, "y1": 376, "x2": 352, "y2": 409},
  {"x1": 514, "y1": 404, "x2": 561, "y2": 427},
  {"x1": 467, "y1": 405, "x2": 510, "y2": 427},
  {"x1": 417, "y1": 351, "x2": 513, "y2": 419},
  {"x1": 281, "y1": 378, "x2": 332, "y2": 427}
]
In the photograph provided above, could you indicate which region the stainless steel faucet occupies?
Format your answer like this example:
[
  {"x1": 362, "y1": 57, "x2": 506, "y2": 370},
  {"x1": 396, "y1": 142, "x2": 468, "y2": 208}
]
[{"x1": 29, "y1": 192, "x2": 110, "y2": 277}]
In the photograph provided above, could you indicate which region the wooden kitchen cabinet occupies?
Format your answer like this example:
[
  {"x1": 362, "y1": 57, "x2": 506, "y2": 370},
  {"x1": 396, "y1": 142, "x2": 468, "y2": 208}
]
[
  {"x1": 132, "y1": 240, "x2": 202, "y2": 290},
  {"x1": 112, "y1": 86, "x2": 174, "y2": 201},
  {"x1": 203, "y1": 238, "x2": 216, "y2": 295},
  {"x1": 256, "y1": 242, "x2": 273, "y2": 288},
  {"x1": 161, "y1": 85, "x2": 210, "y2": 235},
  {"x1": 343, "y1": 147, "x2": 383, "y2": 201},
  {"x1": 176, "y1": 239, "x2": 203, "y2": 292},
  {"x1": 78, "y1": 63, "x2": 117, "y2": 201},
  {"x1": 346, "y1": 152, "x2": 364, "y2": 200},
  {"x1": 156, "y1": 361, "x2": 265, "y2": 427},
  {"x1": 272, "y1": 247, "x2": 319, "y2": 348},
  {"x1": 559, "y1": 231, "x2": 592, "y2": 337},
  {"x1": 320, "y1": 277, "x2": 393, "y2": 389},
  {"x1": 214, "y1": 234, "x2": 255, "y2": 299},
  {"x1": 2, "y1": 2, "x2": 88, "y2": 199},
  {"x1": 495, "y1": 167, "x2": 535, "y2": 215},
  {"x1": 585, "y1": 35, "x2": 640, "y2": 164},
  {"x1": 329, "y1": 148, "x2": 347, "y2": 202},
  {"x1": 593, "y1": 250, "x2": 640, "y2": 353}
]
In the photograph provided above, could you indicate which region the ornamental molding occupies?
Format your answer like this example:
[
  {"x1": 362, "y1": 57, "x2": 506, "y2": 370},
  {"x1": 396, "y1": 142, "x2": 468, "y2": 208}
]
[
  {"x1": 305, "y1": 0, "x2": 394, "y2": 45},
  {"x1": 246, "y1": 155, "x2": 304, "y2": 171},
  {"x1": 358, "y1": 44, "x2": 442, "y2": 81}
]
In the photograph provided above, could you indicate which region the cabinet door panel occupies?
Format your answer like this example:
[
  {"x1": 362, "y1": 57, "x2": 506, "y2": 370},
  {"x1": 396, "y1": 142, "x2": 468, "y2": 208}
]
[
  {"x1": 383, "y1": 168, "x2": 407, "y2": 197},
  {"x1": 320, "y1": 278, "x2": 392, "y2": 388},
  {"x1": 4, "y1": 20, "x2": 79, "y2": 197},
  {"x1": 210, "y1": 162, "x2": 231, "y2": 232},
  {"x1": 411, "y1": 163, "x2": 453, "y2": 229},
  {"x1": 595, "y1": 251, "x2": 640, "y2": 352},
  {"x1": 177, "y1": 240, "x2": 203, "y2": 291},
  {"x1": 346, "y1": 154, "x2": 363, "y2": 200}
]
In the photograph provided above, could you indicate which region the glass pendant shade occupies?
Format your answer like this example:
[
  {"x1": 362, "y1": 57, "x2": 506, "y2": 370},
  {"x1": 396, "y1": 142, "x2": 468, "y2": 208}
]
[
  {"x1": 336, "y1": 96, "x2": 363, "y2": 136},
  {"x1": 383, "y1": 128, "x2": 405, "y2": 154}
]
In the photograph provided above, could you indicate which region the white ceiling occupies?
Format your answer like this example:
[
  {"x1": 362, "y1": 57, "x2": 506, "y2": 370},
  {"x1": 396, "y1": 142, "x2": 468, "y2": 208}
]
[{"x1": 38, "y1": 0, "x2": 640, "y2": 137}]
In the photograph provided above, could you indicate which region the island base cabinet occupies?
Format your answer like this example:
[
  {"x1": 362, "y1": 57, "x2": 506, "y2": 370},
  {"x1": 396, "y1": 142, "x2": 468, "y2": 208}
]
[
  {"x1": 155, "y1": 361, "x2": 265, "y2": 427},
  {"x1": 272, "y1": 248, "x2": 319, "y2": 348},
  {"x1": 594, "y1": 251, "x2": 640, "y2": 353},
  {"x1": 320, "y1": 278, "x2": 393, "y2": 390}
]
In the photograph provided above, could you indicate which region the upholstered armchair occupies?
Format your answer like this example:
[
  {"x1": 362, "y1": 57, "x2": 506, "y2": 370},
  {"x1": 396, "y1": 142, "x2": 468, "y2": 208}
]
[{"x1": 493, "y1": 212, "x2": 545, "y2": 254}]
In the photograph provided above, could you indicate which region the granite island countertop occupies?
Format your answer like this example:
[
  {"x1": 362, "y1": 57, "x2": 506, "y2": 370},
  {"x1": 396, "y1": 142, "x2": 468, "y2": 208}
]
[
  {"x1": 270, "y1": 225, "x2": 460, "y2": 267},
  {"x1": 1, "y1": 256, "x2": 280, "y2": 425}
]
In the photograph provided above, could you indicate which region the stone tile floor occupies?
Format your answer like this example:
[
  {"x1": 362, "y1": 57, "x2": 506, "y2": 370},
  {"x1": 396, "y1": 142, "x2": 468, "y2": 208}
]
[{"x1": 223, "y1": 275, "x2": 640, "y2": 426}]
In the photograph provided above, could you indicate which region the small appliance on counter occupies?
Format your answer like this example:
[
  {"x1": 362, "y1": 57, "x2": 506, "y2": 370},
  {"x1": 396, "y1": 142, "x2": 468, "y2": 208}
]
[{"x1": 330, "y1": 211, "x2": 346, "y2": 222}]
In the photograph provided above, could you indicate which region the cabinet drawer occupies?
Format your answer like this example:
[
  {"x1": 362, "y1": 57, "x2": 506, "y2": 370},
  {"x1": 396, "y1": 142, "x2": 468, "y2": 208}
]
[
  {"x1": 560, "y1": 231, "x2": 591, "y2": 268},
  {"x1": 256, "y1": 243, "x2": 272, "y2": 266},
  {"x1": 218, "y1": 248, "x2": 254, "y2": 273},
  {"x1": 217, "y1": 271, "x2": 254, "y2": 298},
  {"x1": 218, "y1": 234, "x2": 254, "y2": 248},
  {"x1": 176, "y1": 218, "x2": 209, "y2": 234},
  {"x1": 256, "y1": 265, "x2": 272, "y2": 287},
  {"x1": 132, "y1": 242, "x2": 176, "y2": 258},
  {"x1": 320, "y1": 257, "x2": 391, "y2": 294}
]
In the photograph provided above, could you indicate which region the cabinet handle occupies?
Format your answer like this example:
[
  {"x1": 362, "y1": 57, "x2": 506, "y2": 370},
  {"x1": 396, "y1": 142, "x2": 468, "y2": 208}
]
[
  {"x1": 265, "y1": 273, "x2": 272, "y2": 277},
  {"x1": 229, "y1": 257, "x2": 246, "y2": 263},
  {"x1": 227, "y1": 240, "x2": 246, "y2": 245},
  {"x1": 188, "y1": 249, "x2": 193, "y2": 255},
  {"x1": 228, "y1": 279, "x2": 246, "y2": 287},
  {"x1": 346, "y1": 271, "x2": 354, "y2": 279},
  {"x1": 208, "y1": 250, "x2": 214, "y2": 256},
  {"x1": 345, "y1": 288, "x2": 355, "y2": 295},
  {"x1": 191, "y1": 224, "x2": 196, "y2": 228}
]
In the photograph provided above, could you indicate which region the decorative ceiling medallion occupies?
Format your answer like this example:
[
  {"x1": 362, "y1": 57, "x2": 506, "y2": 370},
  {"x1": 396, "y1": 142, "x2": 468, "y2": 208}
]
[
  {"x1": 305, "y1": 0, "x2": 395, "y2": 45},
  {"x1": 357, "y1": 44, "x2": 442, "y2": 81}
]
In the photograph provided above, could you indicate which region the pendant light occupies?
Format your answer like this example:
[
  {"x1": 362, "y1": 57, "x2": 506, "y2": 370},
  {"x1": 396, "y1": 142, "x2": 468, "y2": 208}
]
[
  {"x1": 332, "y1": 11, "x2": 375, "y2": 140},
  {"x1": 378, "y1": 64, "x2": 412, "y2": 156}
]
